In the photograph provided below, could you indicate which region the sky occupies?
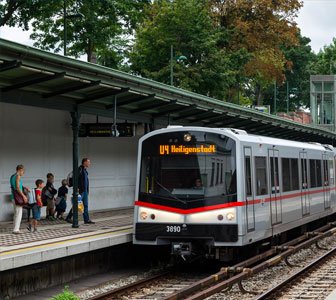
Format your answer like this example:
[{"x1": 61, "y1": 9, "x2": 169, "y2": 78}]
[{"x1": 0, "y1": 0, "x2": 335, "y2": 56}]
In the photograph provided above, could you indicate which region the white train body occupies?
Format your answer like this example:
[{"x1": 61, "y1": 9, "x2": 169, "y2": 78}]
[{"x1": 133, "y1": 127, "x2": 336, "y2": 253}]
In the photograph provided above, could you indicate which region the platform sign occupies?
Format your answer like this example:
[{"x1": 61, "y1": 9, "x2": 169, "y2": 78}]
[{"x1": 79, "y1": 123, "x2": 134, "y2": 137}]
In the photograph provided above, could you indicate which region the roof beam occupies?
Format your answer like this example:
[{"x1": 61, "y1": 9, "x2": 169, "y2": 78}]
[
  {"x1": 130, "y1": 100, "x2": 176, "y2": 113},
  {"x1": 151, "y1": 104, "x2": 185, "y2": 118},
  {"x1": 116, "y1": 94, "x2": 156, "y2": 108},
  {"x1": 78, "y1": 87, "x2": 129, "y2": 105},
  {"x1": 152, "y1": 104, "x2": 196, "y2": 118},
  {"x1": 1, "y1": 72, "x2": 65, "y2": 92},
  {"x1": 188, "y1": 110, "x2": 218, "y2": 124},
  {"x1": 216, "y1": 118, "x2": 251, "y2": 128},
  {"x1": 43, "y1": 80, "x2": 101, "y2": 98},
  {"x1": 202, "y1": 114, "x2": 229, "y2": 125},
  {"x1": 0, "y1": 60, "x2": 22, "y2": 72},
  {"x1": 173, "y1": 109, "x2": 207, "y2": 121}
]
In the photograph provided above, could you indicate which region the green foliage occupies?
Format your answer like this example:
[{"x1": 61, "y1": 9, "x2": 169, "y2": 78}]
[
  {"x1": 129, "y1": 0, "x2": 246, "y2": 99},
  {"x1": 311, "y1": 38, "x2": 336, "y2": 75},
  {"x1": 51, "y1": 286, "x2": 79, "y2": 300},
  {"x1": 262, "y1": 33, "x2": 315, "y2": 111},
  {"x1": 29, "y1": 0, "x2": 150, "y2": 62}
]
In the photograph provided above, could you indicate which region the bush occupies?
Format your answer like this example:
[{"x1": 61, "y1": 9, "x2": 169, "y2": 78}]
[{"x1": 51, "y1": 286, "x2": 79, "y2": 300}]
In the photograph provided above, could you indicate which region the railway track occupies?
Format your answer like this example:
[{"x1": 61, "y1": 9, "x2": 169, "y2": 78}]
[
  {"x1": 86, "y1": 222, "x2": 336, "y2": 300},
  {"x1": 87, "y1": 270, "x2": 207, "y2": 300},
  {"x1": 256, "y1": 245, "x2": 336, "y2": 300}
]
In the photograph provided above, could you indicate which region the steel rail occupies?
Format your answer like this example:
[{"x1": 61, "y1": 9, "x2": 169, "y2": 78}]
[
  {"x1": 86, "y1": 270, "x2": 172, "y2": 300},
  {"x1": 162, "y1": 222, "x2": 336, "y2": 300},
  {"x1": 255, "y1": 244, "x2": 336, "y2": 300}
]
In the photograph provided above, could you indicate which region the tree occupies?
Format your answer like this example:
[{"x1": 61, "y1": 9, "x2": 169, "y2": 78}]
[
  {"x1": 29, "y1": 0, "x2": 150, "y2": 63},
  {"x1": 130, "y1": 0, "x2": 245, "y2": 99},
  {"x1": 0, "y1": 0, "x2": 59, "y2": 29},
  {"x1": 210, "y1": 0, "x2": 303, "y2": 105},
  {"x1": 312, "y1": 38, "x2": 336, "y2": 75}
]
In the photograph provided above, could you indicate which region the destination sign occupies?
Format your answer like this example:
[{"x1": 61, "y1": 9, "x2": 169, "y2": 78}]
[{"x1": 159, "y1": 145, "x2": 216, "y2": 155}]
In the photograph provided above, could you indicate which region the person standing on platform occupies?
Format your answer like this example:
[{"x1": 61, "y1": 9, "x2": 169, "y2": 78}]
[
  {"x1": 27, "y1": 179, "x2": 44, "y2": 232},
  {"x1": 56, "y1": 179, "x2": 68, "y2": 219},
  {"x1": 44, "y1": 173, "x2": 57, "y2": 220},
  {"x1": 79, "y1": 158, "x2": 95, "y2": 224},
  {"x1": 10, "y1": 165, "x2": 28, "y2": 234}
]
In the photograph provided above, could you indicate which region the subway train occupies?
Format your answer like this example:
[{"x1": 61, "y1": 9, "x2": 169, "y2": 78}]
[{"x1": 133, "y1": 126, "x2": 336, "y2": 260}]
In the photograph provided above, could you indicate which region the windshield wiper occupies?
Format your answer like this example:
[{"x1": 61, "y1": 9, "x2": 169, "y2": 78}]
[{"x1": 154, "y1": 179, "x2": 187, "y2": 205}]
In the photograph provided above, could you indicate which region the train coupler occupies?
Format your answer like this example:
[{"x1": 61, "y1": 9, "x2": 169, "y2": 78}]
[{"x1": 171, "y1": 242, "x2": 192, "y2": 260}]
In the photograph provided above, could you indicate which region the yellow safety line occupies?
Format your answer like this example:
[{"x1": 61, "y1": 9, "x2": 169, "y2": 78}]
[{"x1": 0, "y1": 227, "x2": 132, "y2": 256}]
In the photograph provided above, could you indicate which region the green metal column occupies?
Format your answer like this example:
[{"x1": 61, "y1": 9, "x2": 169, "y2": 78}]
[
  {"x1": 63, "y1": 0, "x2": 67, "y2": 56},
  {"x1": 274, "y1": 80, "x2": 277, "y2": 114},
  {"x1": 286, "y1": 81, "x2": 289, "y2": 113},
  {"x1": 170, "y1": 45, "x2": 173, "y2": 86},
  {"x1": 71, "y1": 110, "x2": 81, "y2": 228}
]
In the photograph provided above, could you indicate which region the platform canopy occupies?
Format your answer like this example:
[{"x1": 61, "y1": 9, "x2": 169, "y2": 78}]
[{"x1": 1, "y1": 38, "x2": 336, "y2": 144}]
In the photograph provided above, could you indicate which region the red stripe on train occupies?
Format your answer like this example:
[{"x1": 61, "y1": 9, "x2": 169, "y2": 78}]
[
  {"x1": 134, "y1": 201, "x2": 243, "y2": 214},
  {"x1": 135, "y1": 187, "x2": 336, "y2": 214}
]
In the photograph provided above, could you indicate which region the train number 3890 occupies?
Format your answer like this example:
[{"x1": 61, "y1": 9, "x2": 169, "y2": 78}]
[{"x1": 166, "y1": 225, "x2": 181, "y2": 233}]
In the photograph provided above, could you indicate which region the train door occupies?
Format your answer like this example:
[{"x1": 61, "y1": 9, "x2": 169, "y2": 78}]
[
  {"x1": 299, "y1": 152, "x2": 310, "y2": 216},
  {"x1": 322, "y1": 154, "x2": 331, "y2": 209},
  {"x1": 244, "y1": 147, "x2": 255, "y2": 232},
  {"x1": 268, "y1": 149, "x2": 282, "y2": 225}
]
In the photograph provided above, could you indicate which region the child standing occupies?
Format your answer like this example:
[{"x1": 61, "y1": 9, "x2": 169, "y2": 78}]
[
  {"x1": 44, "y1": 173, "x2": 57, "y2": 220},
  {"x1": 27, "y1": 179, "x2": 44, "y2": 232},
  {"x1": 56, "y1": 179, "x2": 68, "y2": 219}
]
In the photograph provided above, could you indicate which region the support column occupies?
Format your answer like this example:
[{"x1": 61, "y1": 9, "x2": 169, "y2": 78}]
[{"x1": 71, "y1": 110, "x2": 81, "y2": 228}]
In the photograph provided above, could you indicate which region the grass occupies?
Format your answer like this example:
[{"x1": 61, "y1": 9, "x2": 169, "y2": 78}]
[{"x1": 50, "y1": 286, "x2": 80, "y2": 300}]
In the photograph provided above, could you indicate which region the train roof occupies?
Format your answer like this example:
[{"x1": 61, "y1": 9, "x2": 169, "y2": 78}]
[{"x1": 145, "y1": 126, "x2": 335, "y2": 152}]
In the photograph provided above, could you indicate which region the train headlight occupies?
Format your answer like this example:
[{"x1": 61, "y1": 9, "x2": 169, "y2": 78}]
[
  {"x1": 150, "y1": 214, "x2": 156, "y2": 220},
  {"x1": 226, "y1": 212, "x2": 235, "y2": 221},
  {"x1": 140, "y1": 211, "x2": 148, "y2": 220},
  {"x1": 184, "y1": 133, "x2": 192, "y2": 142},
  {"x1": 217, "y1": 214, "x2": 224, "y2": 221}
]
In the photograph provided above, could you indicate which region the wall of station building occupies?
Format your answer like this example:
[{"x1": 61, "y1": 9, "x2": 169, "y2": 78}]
[{"x1": 0, "y1": 102, "x2": 140, "y2": 221}]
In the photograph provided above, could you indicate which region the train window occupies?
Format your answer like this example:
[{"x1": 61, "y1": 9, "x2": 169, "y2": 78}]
[
  {"x1": 245, "y1": 156, "x2": 252, "y2": 197},
  {"x1": 216, "y1": 162, "x2": 220, "y2": 185},
  {"x1": 282, "y1": 158, "x2": 291, "y2": 192},
  {"x1": 270, "y1": 157, "x2": 280, "y2": 194},
  {"x1": 291, "y1": 159, "x2": 299, "y2": 190},
  {"x1": 329, "y1": 160, "x2": 334, "y2": 185},
  {"x1": 210, "y1": 161, "x2": 215, "y2": 187},
  {"x1": 323, "y1": 160, "x2": 329, "y2": 186},
  {"x1": 316, "y1": 160, "x2": 322, "y2": 187},
  {"x1": 255, "y1": 156, "x2": 268, "y2": 195},
  {"x1": 220, "y1": 162, "x2": 223, "y2": 184},
  {"x1": 309, "y1": 160, "x2": 317, "y2": 188},
  {"x1": 301, "y1": 158, "x2": 308, "y2": 189}
]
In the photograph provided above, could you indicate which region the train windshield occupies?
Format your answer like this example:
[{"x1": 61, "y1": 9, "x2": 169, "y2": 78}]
[{"x1": 139, "y1": 131, "x2": 237, "y2": 209}]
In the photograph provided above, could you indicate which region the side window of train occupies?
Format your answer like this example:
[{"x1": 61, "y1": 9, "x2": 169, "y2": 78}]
[
  {"x1": 210, "y1": 160, "x2": 215, "y2": 187},
  {"x1": 291, "y1": 159, "x2": 300, "y2": 190},
  {"x1": 282, "y1": 158, "x2": 291, "y2": 192},
  {"x1": 216, "y1": 161, "x2": 220, "y2": 185},
  {"x1": 309, "y1": 160, "x2": 317, "y2": 188},
  {"x1": 245, "y1": 156, "x2": 252, "y2": 197},
  {"x1": 255, "y1": 156, "x2": 268, "y2": 195},
  {"x1": 323, "y1": 159, "x2": 329, "y2": 186},
  {"x1": 329, "y1": 159, "x2": 334, "y2": 185}
]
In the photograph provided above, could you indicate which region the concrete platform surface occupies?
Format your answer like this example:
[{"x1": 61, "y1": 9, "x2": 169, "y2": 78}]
[{"x1": 0, "y1": 207, "x2": 133, "y2": 271}]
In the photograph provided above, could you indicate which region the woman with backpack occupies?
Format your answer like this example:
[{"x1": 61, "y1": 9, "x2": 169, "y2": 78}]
[{"x1": 10, "y1": 165, "x2": 28, "y2": 234}]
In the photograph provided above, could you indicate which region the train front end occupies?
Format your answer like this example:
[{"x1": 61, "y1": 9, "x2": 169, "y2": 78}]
[{"x1": 134, "y1": 127, "x2": 239, "y2": 258}]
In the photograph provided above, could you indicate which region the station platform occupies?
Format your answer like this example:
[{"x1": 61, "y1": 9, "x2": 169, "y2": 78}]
[{"x1": 0, "y1": 207, "x2": 133, "y2": 271}]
